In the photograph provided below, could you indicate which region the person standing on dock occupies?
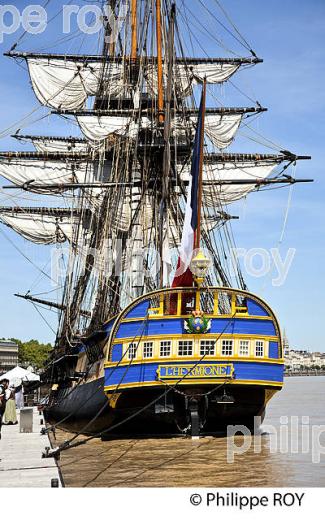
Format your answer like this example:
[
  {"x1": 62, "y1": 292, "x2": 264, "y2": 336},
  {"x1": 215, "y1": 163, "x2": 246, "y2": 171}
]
[
  {"x1": 0, "y1": 379, "x2": 9, "y2": 440},
  {"x1": 3, "y1": 386, "x2": 18, "y2": 425},
  {"x1": 14, "y1": 383, "x2": 24, "y2": 410}
]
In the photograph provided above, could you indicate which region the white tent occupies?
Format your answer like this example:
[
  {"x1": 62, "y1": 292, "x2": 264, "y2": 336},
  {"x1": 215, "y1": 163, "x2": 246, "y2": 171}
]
[{"x1": 0, "y1": 366, "x2": 40, "y2": 385}]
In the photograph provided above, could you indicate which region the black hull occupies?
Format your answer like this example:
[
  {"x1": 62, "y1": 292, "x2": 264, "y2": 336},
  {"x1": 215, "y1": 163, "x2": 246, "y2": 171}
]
[
  {"x1": 45, "y1": 378, "x2": 114, "y2": 434},
  {"x1": 45, "y1": 377, "x2": 273, "y2": 436}
]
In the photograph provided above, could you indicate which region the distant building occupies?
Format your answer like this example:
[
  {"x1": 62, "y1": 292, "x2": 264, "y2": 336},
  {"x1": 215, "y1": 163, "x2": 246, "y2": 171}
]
[
  {"x1": 282, "y1": 331, "x2": 325, "y2": 370},
  {"x1": 283, "y1": 330, "x2": 290, "y2": 358},
  {"x1": 0, "y1": 340, "x2": 19, "y2": 375},
  {"x1": 285, "y1": 348, "x2": 325, "y2": 371}
]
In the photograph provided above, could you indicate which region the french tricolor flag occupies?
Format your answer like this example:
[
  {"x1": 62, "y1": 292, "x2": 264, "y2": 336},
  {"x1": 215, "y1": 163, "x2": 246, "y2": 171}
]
[{"x1": 172, "y1": 84, "x2": 206, "y2": 287}]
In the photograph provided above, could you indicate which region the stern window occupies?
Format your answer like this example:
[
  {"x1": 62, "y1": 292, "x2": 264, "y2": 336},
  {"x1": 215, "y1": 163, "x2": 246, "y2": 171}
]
[
  {"x1": 178, "y1": 340, "x2": 193, "y2": 356},
  {"x1": 160, "y1": 341, "x2": 172, "y2": 357},
  {"x1": 200, "y1": 340, "x2": 215, "y2": 356},
  {"x1": 143, "y1": 342, "x2": 153, "y2": 359},
  {"x1": 255, "y1": 340, "x2": 264, "y2": 357},
  {"x1": 128, "y1": 343, "x2": 137, "y2": 360},
  {"x1": 221, "y1": 339, "x2": 233, "y2": 356},
  {"x1": 239, "y1": 340, "x2": 250, "y2": 356}
]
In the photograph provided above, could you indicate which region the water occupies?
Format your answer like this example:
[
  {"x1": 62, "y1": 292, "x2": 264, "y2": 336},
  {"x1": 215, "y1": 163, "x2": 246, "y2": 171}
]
[{"x1": 55, "y1": 377, "x2": 325, "y2": 487}]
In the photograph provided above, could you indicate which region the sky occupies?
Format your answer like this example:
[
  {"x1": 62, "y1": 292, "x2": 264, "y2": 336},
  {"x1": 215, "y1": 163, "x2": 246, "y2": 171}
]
[{"x1": 0, "y1": 0, "x2": 324, "y2": 350}]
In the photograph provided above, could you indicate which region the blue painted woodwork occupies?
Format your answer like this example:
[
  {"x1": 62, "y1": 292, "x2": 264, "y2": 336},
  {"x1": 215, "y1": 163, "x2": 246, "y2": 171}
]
[
  {"x1": 114, "y1": 317, "x2": 276, "y2": 340},
  {"x1": 111, "y1": 344, "x2": 123, "y2": 362},
  {"x1": 105, "y1": 360, "x2": 284, "y2": 387},
  {"x1": 269, "y1": 341, "x2": 279, "y2": 359},
  {"x1": 246, "y1": 298, "x2": 270, "y2": 317}
]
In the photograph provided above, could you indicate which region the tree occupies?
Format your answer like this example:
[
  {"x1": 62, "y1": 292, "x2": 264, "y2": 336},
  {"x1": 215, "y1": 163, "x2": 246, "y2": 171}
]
[{"x1": 10, "y1": 338, "x2": 52, "y2": 370}]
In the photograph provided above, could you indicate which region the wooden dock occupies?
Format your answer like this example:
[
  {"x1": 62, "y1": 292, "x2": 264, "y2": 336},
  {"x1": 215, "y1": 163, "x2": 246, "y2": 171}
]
[{"x1": 0, "y1": 408, "x2": 62, "y2": 487}]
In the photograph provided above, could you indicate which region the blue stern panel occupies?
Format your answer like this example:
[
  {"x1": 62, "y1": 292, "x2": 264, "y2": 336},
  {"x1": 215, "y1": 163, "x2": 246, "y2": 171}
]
[{"x1": 104, "y1": 287, "x2": 284, "y2": 392}]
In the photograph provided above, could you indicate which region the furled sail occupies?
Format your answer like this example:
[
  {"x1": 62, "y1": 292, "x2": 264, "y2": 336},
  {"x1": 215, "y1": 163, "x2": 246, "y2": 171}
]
[
  {"x1": 0, "y1": 157, "x2": 95, "y2": 193},
  {"x1": 178, "y1": 160, "x2": 281, "y2": 205},
  {"x1": 0, "y1": 210, "x2": 75, "y2": 244},
  {"x1": 6, "y1": 53, "x2": 260, "y2": 110},
  {"x1": 173, "y1": 113, "x2": 243, "y2": 150},
  {"x1": 14, "y1": 135, "x2": 90, "y2": 154},
  {"x1": 26, "y1": 58, "x2": 127, "y2": 110},
  {"x1": 76, "y1": 111, "x2": 244, "y2": 145},
  {"x1": 77, "y1": 115, "x2": 151, "y2": 142},
  {"x1": 146, "y1": 62, "x2": 240, "y2": 97},
  {"x1": 33, "y1": 139, "x2": 89, "y2": 154},
  {"x1": 192, "y1": 114, "x2": 243, "y2": 149},
  {"x1": 186, "y1": 62, "x2": 240, "y2": 83}
]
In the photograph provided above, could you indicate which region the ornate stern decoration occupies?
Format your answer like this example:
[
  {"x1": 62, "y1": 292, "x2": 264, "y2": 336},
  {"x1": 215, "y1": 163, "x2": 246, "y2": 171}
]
[
  {"x1": 184, "y1": 250, "x2": 212, "y2": 333},
  {"x1": 185, "y1": 310, "x2": 211, "y2": 334},
  {"x1": 190, "y1": 250, "x2": 211, "y2": 288}
]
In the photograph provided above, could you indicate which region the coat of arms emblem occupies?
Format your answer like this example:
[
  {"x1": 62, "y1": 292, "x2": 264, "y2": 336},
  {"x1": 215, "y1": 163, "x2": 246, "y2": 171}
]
[{"x1": 184, "y1": 310, "x2": 211, "y2": 334}]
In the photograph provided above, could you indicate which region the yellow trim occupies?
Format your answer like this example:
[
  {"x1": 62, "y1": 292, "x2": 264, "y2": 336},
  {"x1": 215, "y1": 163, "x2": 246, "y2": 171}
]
[
  {"x1": 112, "y1": 333, "x2": 279, "y2": 344},
  {"x1": 118, "y1": 314, "x2": 274, "y2": 323},
  {"x1": 106, "y1": 392, "x2": 121, "y2": 408},
  {"x1": 195, "y1": 290, "x2": 200, "y2": 309},
  {"x1": 231, "y1": 293, "x2": 249, "y2": 316},
  {"x1": 149, "y1": 308, "x2": 161, "y2": 316},
  {"x1": 177, "y1": 292, "x2": 182, "y2": 315},
  {"x1": 104, "y1": 379, "x2": 284, "y2": 392},
  {"x1": 213, "y1": 292, "x2": 219, "y2": 314},
  {"x1": 105, "y1": 356, "x2": 284, "y2": 368}
]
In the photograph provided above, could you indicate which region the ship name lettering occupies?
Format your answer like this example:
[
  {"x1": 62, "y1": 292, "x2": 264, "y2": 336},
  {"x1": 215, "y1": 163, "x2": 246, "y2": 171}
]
[{"x1": 157, "y1": 364, "x2": 233, "y2": 379}]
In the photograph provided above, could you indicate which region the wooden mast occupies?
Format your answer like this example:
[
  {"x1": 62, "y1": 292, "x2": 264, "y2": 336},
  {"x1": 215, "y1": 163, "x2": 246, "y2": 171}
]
[
  {"x1": 107, "y1": 0, "x2": 117, "y2": 56},
  {"x1": 195, "y1": 77, "x2": 207, "y2": 250},
  {"x1": 159, "y1": 3, "x2": 175, "y2": 287},
  {"x1": 131, "y1": 0, "x2": 137, "y2": 60},
  {"x1": 156, "y1": 0, "x2": 164, "y2": 123}
]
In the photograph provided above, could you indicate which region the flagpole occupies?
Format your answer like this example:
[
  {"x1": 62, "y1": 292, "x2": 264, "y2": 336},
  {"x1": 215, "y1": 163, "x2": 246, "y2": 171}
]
[
  {"x1": 195, "y1": 77, "x2": 207, "y2": 250},
  {"x1": 171, "y1": 77, "x2": 209, "y2": 291},
  {"x1": 131, "y1": 0, "x2": 137, "y2": 60},
  {"x1": 156, "y1": 0, "x2": 165, "y2": 123}
]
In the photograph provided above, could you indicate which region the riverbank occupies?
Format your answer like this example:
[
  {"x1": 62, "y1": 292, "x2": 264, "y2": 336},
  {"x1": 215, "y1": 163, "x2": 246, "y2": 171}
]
[{"x1": 285, "y1": 371, "x2": 325, "y2": 376}]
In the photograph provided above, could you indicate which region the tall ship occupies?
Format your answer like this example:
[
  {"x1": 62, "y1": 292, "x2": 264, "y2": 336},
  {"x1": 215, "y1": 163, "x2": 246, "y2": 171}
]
[{"x1": 0, "y1": 0, "x2": 311, "y2": 436}]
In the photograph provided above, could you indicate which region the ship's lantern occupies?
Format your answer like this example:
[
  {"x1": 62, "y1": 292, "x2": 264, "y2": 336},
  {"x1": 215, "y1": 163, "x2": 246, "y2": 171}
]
[
  {"x1": 214, "y1": 389, "x2": 235, "y2": 405},
  {"x1": 190, "y1": 250, "x2": 211, "y2": 287}
]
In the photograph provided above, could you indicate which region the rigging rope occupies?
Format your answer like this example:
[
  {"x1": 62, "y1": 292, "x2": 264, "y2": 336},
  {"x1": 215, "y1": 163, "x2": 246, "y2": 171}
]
[
  {"x1": 260, "y1": 162, "x2": 297, "y2": 294},
  {"x1": 196, "y1": 0, "x2": 253, "y2": 53},
  {"x1": 212, "y1": 0, "x2": 256, "y2": 53},
  {"x1": 0, "y1": 227, "x2": 58, "y2": 283}
]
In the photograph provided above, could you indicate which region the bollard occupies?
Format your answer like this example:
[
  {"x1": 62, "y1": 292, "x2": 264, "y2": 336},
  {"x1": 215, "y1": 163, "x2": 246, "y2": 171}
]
[
  {"x1": 19, "y1": 407, "x2": 33, "y2": 433},
  {"x1": 42, "y1": 446, "x2": 50, "y2": 458},
  {"x1": 42, "y1": 447, "x2": 61, "y2": 460}
]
